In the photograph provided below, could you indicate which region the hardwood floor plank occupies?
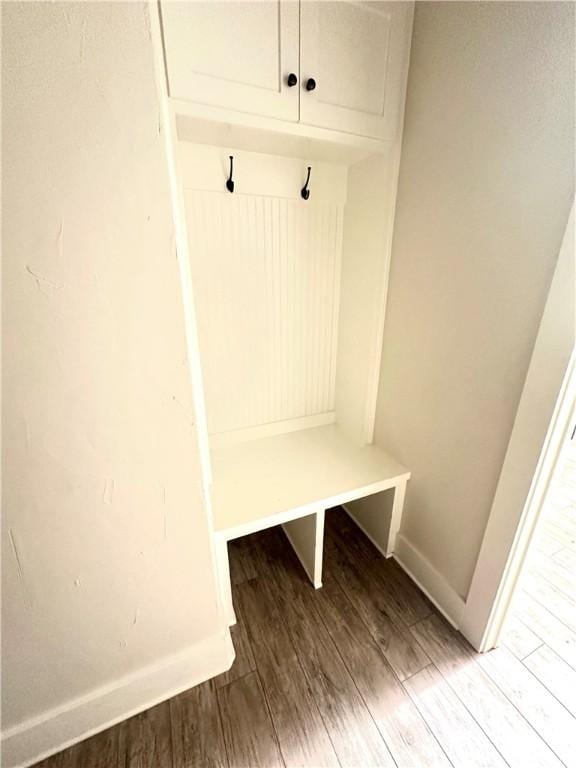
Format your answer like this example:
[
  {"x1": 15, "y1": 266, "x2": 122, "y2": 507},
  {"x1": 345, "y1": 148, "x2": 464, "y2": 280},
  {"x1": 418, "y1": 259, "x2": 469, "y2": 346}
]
[
  {"x1": 524, "y1": 644, "x2": 576, "y2": 717},
  {"x1": 516, "y1": 592, "x2": 576, "y2": 669},
  {"x1": 170, "y1": 680, "x2": 228, "y2": 768},
  {"x1": 543, "y1": 520, "x2": 576, "y2": 550},
  {"x1": 548, "y1": 506, "x2": 576, "y2": 538},
  {"x1": 33, "y1": 752, "x2": 67, "y2": 768},
  {"x1": 535, "y1": 530, "x2": 565, "y2": 557},
  {"x1": 388, "y1": 557, "x2": 436, "y2": 620},
  {"x1": 229, "y1": 536, "x2": 258, "y2": 585},
  {"x1": 527, "y1": 551, "x2": 575, "y2": 601},
  {"x1": 238, "y1": 535, "x2": 260, "y2": 580},
  {"x1": 247, "y1": 527, "x2": 306, "y2": 600},
  {"x1": 327, "y1": 508, "x2": 433, "y2": 626},
  {"x1": 214, "y1": 618, "x2": 256, "y2": 689},
  {"x1": 253, "y1": 527, "x2": 395, "y2": 767},
  {"x1": 229, "y1": 542, "x2": 250, "y2": 585},
  {"x1": 477, "y1": 646, "x2": 576, "y2": 767},
  {"x1": 502, "y1": 616, "x2": 543, "y2": 660},
  {"x1": 403, "y1": 664, "x2": 507, "y2": 768},
  {"x1": 523, "y1": 573, "x2": 576, "y2": 632},
  {"x1": 314, "y1": 576, "x2": 451, "y2": 768},
  {"x1": 411, "y1": 615, "x2": 563, "y2": 768},
  {"x1": 253, "y1": 531, "x2": 404, "y2": 766},
  {"x1": 35, "y1": 491, "x2": 576, "y2": 768},
  {"x1": 66, "y1": 726, "x2": 120, "y2": 768},
  {"x1": 552, "y1": 545, "x2": 576, "y2": 572},
  {"x1": 236, "y1": 577, "x2": 340, "y2": 768},
  {"x1": 217, "y1": 672, "x2": 284, "y2": 768},
  {"x1": 277, "y1": 589, "x2": 395, "y2": 767},
  {"x1": 323, "y1": 531, "x2": 431, "y2": 680},
  {"x1": 120, "y1": 701, "x2": 171, "y2": 768}
]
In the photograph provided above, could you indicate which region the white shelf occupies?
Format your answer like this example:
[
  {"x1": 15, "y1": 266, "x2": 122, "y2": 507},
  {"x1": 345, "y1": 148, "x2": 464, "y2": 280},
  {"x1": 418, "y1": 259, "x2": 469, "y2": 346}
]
[
  {"x1": 174, "y1": 107, "x2": 387, "y2": 166},
  {"x1": 211, "y1": 424, "x2": 410, "y2": 539}
]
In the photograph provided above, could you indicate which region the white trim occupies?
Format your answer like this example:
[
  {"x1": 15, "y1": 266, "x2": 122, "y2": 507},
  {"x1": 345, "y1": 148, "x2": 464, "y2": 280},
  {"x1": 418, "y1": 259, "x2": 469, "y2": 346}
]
[
  {"x1": 313, "y1": 510, "x2": 326, "y2": 589},
  {"x1": 342, "y1": 497, "x2": 464, "y2": 627},
  {"x1": 149, "y1": 1, "x2": 212, "y2": 496},
  {"x1": 219, "y1": 474, "x2": 409, "y2": 542},
  {"x1": 215, "y1": 536, "x2": 237, "y2": 628},
  {"x1": 460, "y1": 202, "x2": 575, "y2": 652},
  {"x1": 209, "y1": 412, "x2": 336, "y2": 448},
  {"x1": 170, "y1": 97, "x2": 388, "y2": 157},
  {"x1": 220, "y1": 502, "x2": 324, "y2": 541},
  {"x1": 1, "y1": 631, "x2": 234, "y2": 768},
  {"x1": 393, "y1": 533, "x2": 466, "y2": 629},
  {"x1": 466, "y1": 354, "x2": 576, "y2": 652},
  {"x1": 386, "y1": 479, "x2": 407, "y2": 556},
  {"x1": 149, "y1": 2, "x2": 231, "y2": 625}
]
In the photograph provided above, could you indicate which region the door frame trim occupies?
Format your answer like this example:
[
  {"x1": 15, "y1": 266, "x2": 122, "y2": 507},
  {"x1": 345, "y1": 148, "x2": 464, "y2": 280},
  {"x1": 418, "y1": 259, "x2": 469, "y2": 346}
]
[{"x1": 459, "y1": 203, "x2": 575, "y2": 651}]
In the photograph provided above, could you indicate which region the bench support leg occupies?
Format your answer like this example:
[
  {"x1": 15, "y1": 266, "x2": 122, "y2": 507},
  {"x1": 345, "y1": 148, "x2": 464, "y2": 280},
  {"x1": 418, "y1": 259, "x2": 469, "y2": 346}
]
[
  {"x1": 282, "y1": 510, "x2": 325, "y2": 588},
  {"x1": 216, "y1": 536, "x2": 236, "y2": 627},
  {"x1": 386, "y1": 479, "x2": 407, "y2": 556}
]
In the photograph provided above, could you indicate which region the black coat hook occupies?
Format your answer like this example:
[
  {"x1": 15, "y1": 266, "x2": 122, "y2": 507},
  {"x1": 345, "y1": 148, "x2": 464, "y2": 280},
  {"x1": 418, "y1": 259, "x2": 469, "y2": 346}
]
[
  {"x1": 226, "y1": 155, "x2": 234, "y2": 193},
  {"x1": 301, "y1": 166, "x2": 311, "y2": 200}
]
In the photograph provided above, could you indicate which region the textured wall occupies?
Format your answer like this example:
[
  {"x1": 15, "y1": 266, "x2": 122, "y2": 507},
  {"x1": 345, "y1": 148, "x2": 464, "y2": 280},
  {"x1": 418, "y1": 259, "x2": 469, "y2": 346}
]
[
  {"x1": 376, "y1": 1, "x2": 575, "y2": 598},
  {"x1": 2, "y1": 1, "x2": 222, "y2": 731}
]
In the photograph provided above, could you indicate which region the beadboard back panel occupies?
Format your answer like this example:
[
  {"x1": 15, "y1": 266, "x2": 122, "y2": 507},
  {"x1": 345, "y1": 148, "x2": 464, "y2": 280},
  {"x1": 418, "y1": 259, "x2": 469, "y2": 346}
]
[
  {"x1": 178, "y1": 142, "x2": 348, "y2": 204},
  {"x1": 185, "y1": 189, "x2": 343, "y2": 436}
]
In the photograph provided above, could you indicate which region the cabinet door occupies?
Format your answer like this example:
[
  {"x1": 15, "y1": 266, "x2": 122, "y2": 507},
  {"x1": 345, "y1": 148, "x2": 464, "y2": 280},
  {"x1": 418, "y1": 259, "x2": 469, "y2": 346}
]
[
  {"x1": 300, "y1": 1, "x2": 414, "y2": 140},
  {"x1": 160, "y1": 0, "x2": 299, "y2": 121}
]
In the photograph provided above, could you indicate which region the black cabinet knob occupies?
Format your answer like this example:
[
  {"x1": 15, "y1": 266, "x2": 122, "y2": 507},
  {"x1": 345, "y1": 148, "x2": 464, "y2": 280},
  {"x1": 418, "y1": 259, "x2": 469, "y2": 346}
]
[
  {"x1": 287, "y1": 73, "x2": 298, "y2": 87},
  {"x1": 305, "y1": 78, "x2": 316, "y2": 92}
]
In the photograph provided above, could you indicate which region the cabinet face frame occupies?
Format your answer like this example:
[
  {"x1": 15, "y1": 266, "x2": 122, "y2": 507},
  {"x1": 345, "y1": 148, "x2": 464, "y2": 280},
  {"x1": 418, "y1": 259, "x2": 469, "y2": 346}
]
[
  {"x1": 160, "y1": 0, "x2": 300, "y2": 122},
  {"x1": 148, "y1": 0, "x2": 413, "y2": 643},
  {"x1": 299, "y1": 1, "x2": 414, "y2": 140}
]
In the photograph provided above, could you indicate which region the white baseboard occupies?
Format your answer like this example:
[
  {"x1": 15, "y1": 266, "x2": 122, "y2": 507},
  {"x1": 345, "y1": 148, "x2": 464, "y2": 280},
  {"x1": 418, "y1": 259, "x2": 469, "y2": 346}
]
[
  {"x1": 393, "y1": 533, "x2": 465, "y2": 628},
  {"x1": 2, "y1": 629, "x2": 234, "y2": 768},
  {"x1": 342, "y1": 505, "x2": 465, "y2": 628}
]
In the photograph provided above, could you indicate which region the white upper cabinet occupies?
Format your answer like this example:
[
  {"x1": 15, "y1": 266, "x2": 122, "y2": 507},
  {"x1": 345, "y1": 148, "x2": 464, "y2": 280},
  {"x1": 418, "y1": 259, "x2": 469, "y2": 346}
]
[
  {"x1": 160, "y1": 0, "x2": 300, "y2": 121},
  {"x1": 160, "y1": 0, "x2": 413, "y2": 141},
  {"x1": 300, "y1": 1, "x2": 414, "y2": 140}
]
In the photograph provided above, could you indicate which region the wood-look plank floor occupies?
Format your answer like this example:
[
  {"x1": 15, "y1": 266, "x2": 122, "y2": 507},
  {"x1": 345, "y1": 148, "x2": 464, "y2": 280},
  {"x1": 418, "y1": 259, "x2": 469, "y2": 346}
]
[
  {"x1": 35, "y1": 507, "x2": 576, "y2": 768},
  {"x1": 497, "y1": 441, "x2": 576, "y2": 768}
]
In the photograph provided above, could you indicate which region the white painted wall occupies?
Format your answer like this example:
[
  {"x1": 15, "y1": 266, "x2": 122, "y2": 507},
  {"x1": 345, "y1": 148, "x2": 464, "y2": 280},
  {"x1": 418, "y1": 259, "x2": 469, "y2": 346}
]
[
  {"x1": 2, "y1": 3, "x2": 230, "y2": 764},
  {"x1": 376, "y1": 2, "x2": 575, "y2": 601}
]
